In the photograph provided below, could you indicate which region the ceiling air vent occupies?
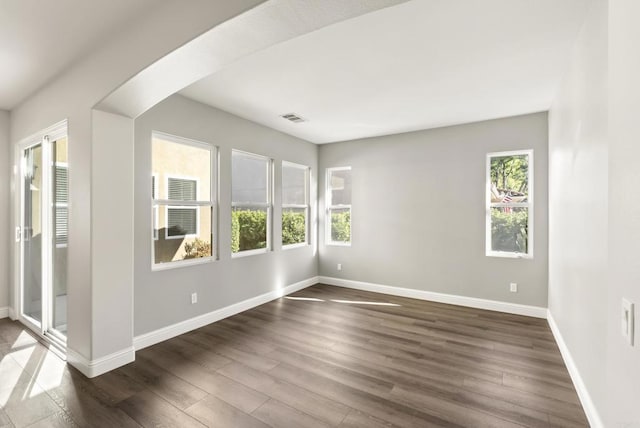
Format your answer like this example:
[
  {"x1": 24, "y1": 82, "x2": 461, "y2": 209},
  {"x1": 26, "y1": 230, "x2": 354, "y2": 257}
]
[{"x1": 281, "y1": 113, "x2": 306, "y2": 123}]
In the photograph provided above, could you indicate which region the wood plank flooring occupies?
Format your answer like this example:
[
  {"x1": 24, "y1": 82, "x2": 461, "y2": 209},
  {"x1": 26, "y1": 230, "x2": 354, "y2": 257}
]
[{"x1": 0, "y1": 284, "x2": 589, "y2": 427}]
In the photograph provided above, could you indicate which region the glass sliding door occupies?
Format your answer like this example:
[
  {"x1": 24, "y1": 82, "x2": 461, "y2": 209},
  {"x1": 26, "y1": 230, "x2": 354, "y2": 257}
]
[
  {"x1": 21, "y1": 143, "x2": 43, "y2": 327},
  {"x1": 51, "y1": 137, "x2": 68, "y2": 337},
  {"x1": 18, "y1": 121, "x2": 68, "y2": 348}
]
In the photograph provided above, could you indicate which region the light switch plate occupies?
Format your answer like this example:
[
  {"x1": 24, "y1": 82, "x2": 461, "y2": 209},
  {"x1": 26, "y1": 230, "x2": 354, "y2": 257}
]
[{"x1": 622, "y1": 298, "x2": 634, "y2": 346}]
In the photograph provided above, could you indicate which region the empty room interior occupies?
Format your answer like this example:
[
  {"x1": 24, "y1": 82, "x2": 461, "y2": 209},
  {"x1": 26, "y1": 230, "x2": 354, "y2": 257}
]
[{"x1": 0, "y1": 0, "x2": 638, "y2": 427}]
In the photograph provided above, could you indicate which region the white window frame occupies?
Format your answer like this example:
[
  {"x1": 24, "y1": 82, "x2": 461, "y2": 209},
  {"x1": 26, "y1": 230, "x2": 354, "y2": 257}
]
[
  {"x1": 54, "y1": 162, "x2": 69, "y2": 249},
  {"x1": 282, "y1": 161, "x2": 310, "y2": 249},
  {"x1": 485, "y1": 149, "x2": 533, "y2": 259},
  {"x1": 151, "y1": 132, "x2": 216, "y2": 270},
  {"x1": 152, "y1": 174, "x2": 159, "y2": 241},
  {"x1": 164, "y1": 175, "x2": 200, "y2": 240},
  {"x1": 231, "y1": 150, "x2": 273, "y2": 258},
  {"x1": 326, "y1": 166, "x2": 352, "y2": 246}
]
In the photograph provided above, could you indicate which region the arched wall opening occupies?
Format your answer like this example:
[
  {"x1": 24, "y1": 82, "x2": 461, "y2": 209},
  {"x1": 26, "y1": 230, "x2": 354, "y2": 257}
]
[{"x1": 9, "y1": 0, "x2": 404, "y2": 376}]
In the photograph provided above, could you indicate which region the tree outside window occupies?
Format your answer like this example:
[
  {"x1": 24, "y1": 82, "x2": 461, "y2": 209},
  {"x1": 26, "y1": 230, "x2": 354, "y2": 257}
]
[{"x1": 487, "y1": 150, "x2": 533, "y2": 258}]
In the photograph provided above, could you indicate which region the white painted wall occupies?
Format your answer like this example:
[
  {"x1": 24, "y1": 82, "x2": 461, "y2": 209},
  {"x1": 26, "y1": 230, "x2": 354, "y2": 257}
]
[
  {"x1": 547, "y1": 0, "x2": 608, "y2": 424},
  {"x1": 318, "y1": 113, "x2": 548, "y2": 308},
  {"x1": 134, "y1": 95, "x2": 318, "y2": 336},
  {"x1": 0, "y1": 111, "x2": 9, "y2": 313},
  {"x1": 607, "y1": 0, "x2": 640, "y2": 424}
]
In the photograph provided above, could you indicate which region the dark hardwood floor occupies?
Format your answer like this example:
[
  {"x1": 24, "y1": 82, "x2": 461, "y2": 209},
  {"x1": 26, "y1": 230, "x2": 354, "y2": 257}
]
[{"x1": 0, "y1": 284, "x2": 588, "y2": 427}]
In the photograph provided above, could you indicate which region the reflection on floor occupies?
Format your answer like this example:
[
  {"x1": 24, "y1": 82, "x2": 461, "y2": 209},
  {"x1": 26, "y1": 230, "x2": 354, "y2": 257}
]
[{"x1": 0, "y1": 320, "x2": 72, "y2": 427}]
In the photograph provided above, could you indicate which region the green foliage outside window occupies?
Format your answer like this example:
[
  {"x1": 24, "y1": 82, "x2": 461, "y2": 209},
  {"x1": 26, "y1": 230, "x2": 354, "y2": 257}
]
[
  {"x1": 491, "y1": 209, "x2": 528, "y2": 253},
  {"x1": 232, "y1": 209, "x2": 267, "y2": 253},
  {"x1": 331, "y1": 211, "x2": 351, "y2": 243},
  {"x1": 282, "y1": 210, "x2": 306, "y2": 245},
  {"x1": 490, "y1": 155, "x2": 529, "y2": 196}
]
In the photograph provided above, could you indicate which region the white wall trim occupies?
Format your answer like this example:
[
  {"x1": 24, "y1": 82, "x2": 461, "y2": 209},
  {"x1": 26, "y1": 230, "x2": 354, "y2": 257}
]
[
  {"x1": 0, "y1": 307, "x2": 8, "y2": 319},
  {"x1": 318, "y1": 276, "x2": 548, "y2": 318},
  {"x1": 547, "y1": 311, "x2": 604, "y2": 428},
  {"x1": 8, "y1": 307, "x2": 16, "y2": 320},
  {"x1": 133, "y1": 276, "x2": 318, "y2": 351},
  {"x1": 67, "y1": 346, "x2": 135, "y2": 379}
]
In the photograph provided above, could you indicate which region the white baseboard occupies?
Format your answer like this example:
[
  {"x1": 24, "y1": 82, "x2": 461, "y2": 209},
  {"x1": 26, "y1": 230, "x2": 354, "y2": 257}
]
[
  {"x1": 0, "y1": 307, "x2": 8, "y2": 319},
  {"x1": 8, "y1": 307, "x2": 16, "y2": 320},
  {"x1": 67, "y1": 346, "x2": 135, "y2": 379},
  {"x1": 318, "y1": 276, "x2": 548, "y2": 318},
  {"x1": 547, "y1": 311, "x2": 604, "y2": 428},
  {"x1": 133, "y1": 276, "x2": 318, "y2": 351}
]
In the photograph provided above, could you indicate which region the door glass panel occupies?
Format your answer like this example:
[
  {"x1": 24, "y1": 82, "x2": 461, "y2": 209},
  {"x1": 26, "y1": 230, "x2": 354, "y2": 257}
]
[
  {"x1": 51, "y1": 138, "x2": 68, "y2": 336},
  {"x1": 22, "y1": 144, "x2": 43, "y2": 325}
]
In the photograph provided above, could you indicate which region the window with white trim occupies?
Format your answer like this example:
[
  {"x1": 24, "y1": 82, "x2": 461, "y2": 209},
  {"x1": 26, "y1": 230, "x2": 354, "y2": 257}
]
[
  {"x1": 282, "y1": 161, "x2": 309, "y2": 247},
  {"x1": 232, "y1": 150, "x2": 272, "y2": 255},
  {"x1": 152, "y1": 133, "x2": 215, "y2": 267},
  {"x1": 326, "y1": 167, "x2": 351, "y2": 245},
  {"x1": 486, "y1": 150, "x2": 533, "y2": 258}
]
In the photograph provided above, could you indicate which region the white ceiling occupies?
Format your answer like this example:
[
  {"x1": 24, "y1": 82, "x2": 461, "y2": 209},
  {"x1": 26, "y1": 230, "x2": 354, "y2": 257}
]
[
  {"x1": 181, "y1": 0, "x2": 590, "y2": 144},
  {"x1": 0, "y1": 0, "x2": 161, "y2": 110}
]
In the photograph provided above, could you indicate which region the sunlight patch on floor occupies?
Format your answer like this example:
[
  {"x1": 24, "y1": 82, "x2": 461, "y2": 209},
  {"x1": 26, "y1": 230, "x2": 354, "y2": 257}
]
[
  {"x1": 33, "y1": 350, "x2": 66, "y2": 391},
  {"x1": 330, "y1": 299, "x2": 401, "y2": 306},
  {"x1": 0, "y1": 354, "x2": 29, "y2": 406},
  {"x1": 284, "y1": 296, "x2": 325, "y2": 302}
]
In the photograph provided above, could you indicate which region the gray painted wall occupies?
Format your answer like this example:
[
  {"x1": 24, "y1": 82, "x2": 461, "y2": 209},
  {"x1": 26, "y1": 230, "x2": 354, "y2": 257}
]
[
  {"x1": 607, "y1": 0, "x2": 640, "y2": 423},
  {"x1": 548, "y1": 0, "x2": 608, "y2": 422},
  {"x1": 0, "y1": 111, "x2": 9, "y2": 311},
  {"x1": 134, "y1": 95, "x2": 318, "y2": 336},
  {"x1": 318, "y1": 113, "x2": 548, "y2": 307},
  {"x1": 9, "y1": 0, "x2": 264, "y2": 364}
]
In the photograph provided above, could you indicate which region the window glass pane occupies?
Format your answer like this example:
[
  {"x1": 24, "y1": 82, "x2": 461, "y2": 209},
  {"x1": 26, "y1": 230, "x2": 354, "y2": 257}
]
[
  {"x1": 490, "y1": 207, "x2": 528, "y2": 253},
  {"x1": 152, "y1": 136, "x2": 210, "y2": 202},
  {"x1": 282, "y1": 165, "x2": 306, "y2": 205},
  {"x1": 329, "y1": 169, "x2": 351, "y2": 205},
  {"x1": 283, "y1": 207, "x2": 306, "y2": 245},
  {"x1": 52, "y1": 138, "x2": 68, "y2": 335},
  {"x1": 232, "y1": 207, "x2": 267, "y2": 253},
  {"x1": 154, "y1": 205, "x2": 212, "y2": 263},
  {"x1": 489, "y1": 154, "x2": 529, "y2": 203},
  {"x1": 330, "y1": 208, "x2": 351, "y2": 243},
  {"x1": 232, "y1": 152, "x2": 268, "y2": 204}
]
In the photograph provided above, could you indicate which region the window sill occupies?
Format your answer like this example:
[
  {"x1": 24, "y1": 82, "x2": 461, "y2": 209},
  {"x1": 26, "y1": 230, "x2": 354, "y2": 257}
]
[
  {"x1": 152, "y1": 256, "x2": 213, "y2": 271},
  {"x1": 326, "y1": 241, "x2": 351, "y2": 247},
  {"x1": 486, "y1": 251, "x2": 532, "y2": 259},
  {"x1": 282, "y1": 242, "x2": 309, "y2": 250},
  {"x1": 232, "y1": 248, "x2": 269, "y2": 258}
]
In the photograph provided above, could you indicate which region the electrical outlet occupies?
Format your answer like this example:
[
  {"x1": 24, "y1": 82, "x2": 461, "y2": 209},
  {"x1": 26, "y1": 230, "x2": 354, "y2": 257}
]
[
  {"x1": 622, "y1": 299, "x2": 634, "y2": 346},
  {"x1": 337, "y1": 263, "x2": 342, "y2": 271},
  {"x1": 191, "y1": 292, "x2": 198, "y2": 305},
  {"x1": 510, "y1": 283, "x2": 518, "y2": 293}
]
